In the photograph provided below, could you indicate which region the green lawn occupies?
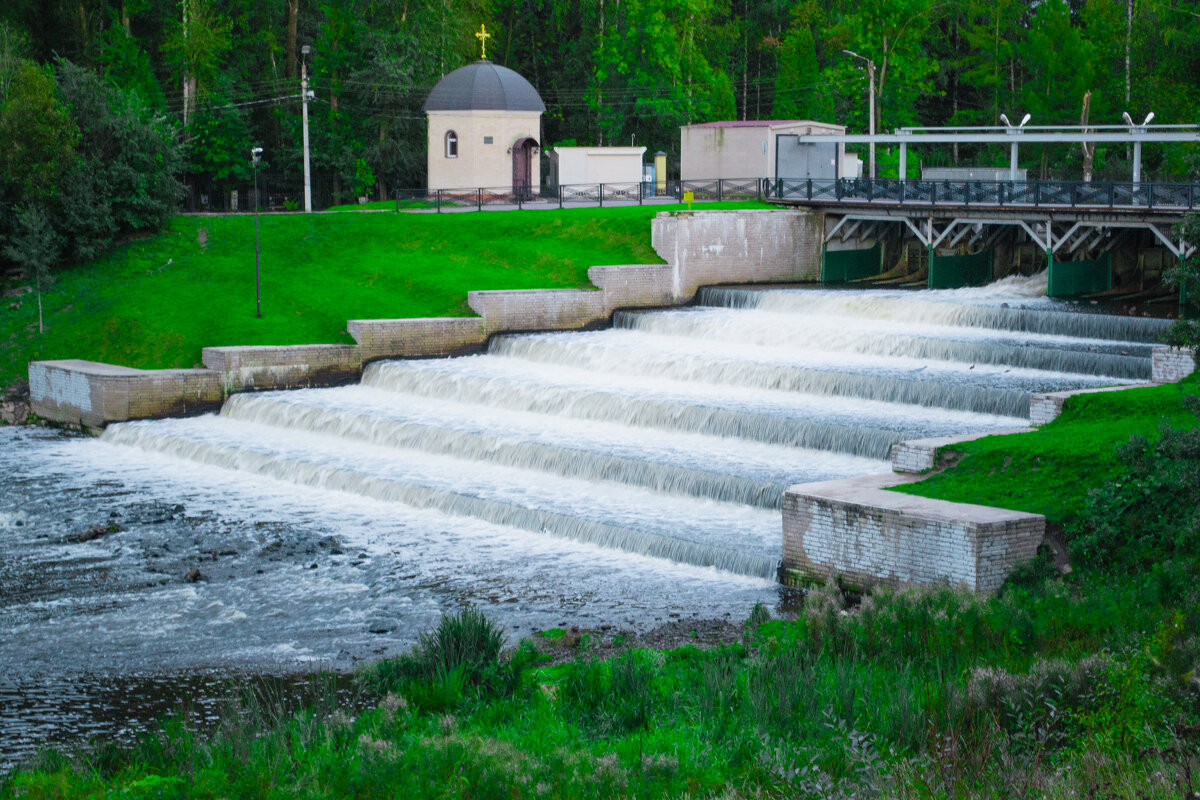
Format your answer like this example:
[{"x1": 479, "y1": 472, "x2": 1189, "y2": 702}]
[
  {"x1": 893, "y1": 376, "x2": 1199, "y2": 522},
  {"x1": 1, "y1": 201, "x2": 770, "y2": 391}
]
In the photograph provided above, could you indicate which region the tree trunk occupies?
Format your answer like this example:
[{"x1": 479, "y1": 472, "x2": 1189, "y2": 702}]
[{"x1": 287, "y1": 0, "x2": 299, "y2": 78}]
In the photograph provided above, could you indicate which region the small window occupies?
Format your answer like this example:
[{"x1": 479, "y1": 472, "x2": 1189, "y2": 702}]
[
  {"x1": 445, "y1": 130, "x2": 458, "y2": 158},
  {"x1": 483, "y1": 136, "x2": 493, "y2": 144}
]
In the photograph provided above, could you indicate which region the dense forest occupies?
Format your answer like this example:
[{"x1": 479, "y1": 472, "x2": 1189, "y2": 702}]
[{"x1": 0, "y1": 0, "x2": 1198, "y2": 276}]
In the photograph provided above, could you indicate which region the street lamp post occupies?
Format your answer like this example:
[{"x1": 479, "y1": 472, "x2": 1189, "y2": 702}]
[
  {"x1": 1000, "y1": 112, "x2": 1031, "y2": 181},
  {"x1": 843, "y1": 49, "x2": 876, "y2": 180},
  {"x1": 301, "y1": 44, "x2": 313, "y2": 213},
  {"x1": 1122, "y1": 111, "x2": 1155, "y2": 185},
  {"x1": 252, "y1": 146, "x2": 262, "y2": 318}
]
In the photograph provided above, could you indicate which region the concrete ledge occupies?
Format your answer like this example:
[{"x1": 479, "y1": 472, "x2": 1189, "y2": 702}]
[
  {"x1": 467, "y1": 288, "x2": 608, "y2": 334},
  {"x1": 347, "y1": 317, "x2": 488, "y2": 361},
  {"x1": 201, "y1": 344, "x2": 362, "y2": 392},
  {"x1": 588, "y1": 263, "x2": 675, "y2": 308},
  {"x1": 1030, "y1": 383, "x2": 1154, "y2": 426},
  {"x1": 891, "y1": 428, "x2": 1035, "y2": 473},
  {"x1": 1152, "y1": 345, "x2": 1196, "y2": 383},
  {"x1": 782, "y1": 473, "x2": 1044, "y2": 593},
  {"x1": 30, "y1": 360, "x2": 222, "y2": 429}
]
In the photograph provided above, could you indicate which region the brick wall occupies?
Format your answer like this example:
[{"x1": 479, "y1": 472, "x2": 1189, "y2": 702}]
[
  {"x1": 1029, "y1": 384, "x2": 1155, "y2": 427},
  {"x1": 1152, "y1": 345, "x2": 1196, "y2": 383},
  {"x1": 201, "y1": 344, "x2": 362, "y2": 391},
  {"x1": 347, "y1": 317, "x2": 488, "y2": 362},
  {"x1": 782, "y1": 473, "x2": 1044, "y2": 593},
  {"x1": 30, "y1": 360, "x2": 221, "y2": 430},
  {"x1": 467, "y1": 288, "x2": 609, "y2": 334}
]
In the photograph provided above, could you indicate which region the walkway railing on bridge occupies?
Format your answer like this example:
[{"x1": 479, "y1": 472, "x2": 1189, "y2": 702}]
[{"x1": 768, "y1": 177, "x2": 1200, "y2": 211}]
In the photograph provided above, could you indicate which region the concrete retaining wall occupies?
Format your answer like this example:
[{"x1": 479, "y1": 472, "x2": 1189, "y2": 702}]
[
  {"x1": 782, "y1": 473, "x2": 1045, "y2": 593},
  {"x1": 201, "y1": 344, "x2": 361, "y2": 391},
  {"x1": 1152, "y1": 345, "x2": 1196, "y2": 383},
  {"x1": 30, "y1": 360, "x2": 222, "y2": 430},
  {"x1": 651, "y1": 209, "x2": 824, "y2": 300},
  {"x1": 890, "y1": 429, "x2": 1034, "y2": 473},
  {"x1": 1029, "y1": 384, "x2": 1155, "y2": 426},
  {"x1": 347, "y1": 317, "x2": 488, "y2": 362},
  {"x1": 467, "y1": 288, "x2": 609, "y2": 334}
]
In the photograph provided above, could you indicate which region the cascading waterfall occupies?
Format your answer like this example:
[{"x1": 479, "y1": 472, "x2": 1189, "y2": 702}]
[{"x1": 94, "y1": 281, "x2": 1157, "y2": 580}]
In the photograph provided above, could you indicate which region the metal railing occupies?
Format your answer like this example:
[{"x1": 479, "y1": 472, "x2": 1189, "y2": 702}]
[
  {"x1": 405, "y1": 178, "x2": 772, "y2": 212},
  {"x1": 766, "y1": 177, "x2": 1200, "y2": 210}
]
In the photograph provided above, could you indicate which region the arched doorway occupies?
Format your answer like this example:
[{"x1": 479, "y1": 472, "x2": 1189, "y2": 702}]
[{"x1": 511, "y1": 137, "x2": 537, "y2": 199}]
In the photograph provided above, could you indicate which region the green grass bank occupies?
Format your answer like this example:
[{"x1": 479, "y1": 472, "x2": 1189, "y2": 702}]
[{"x1": 0, "y1": 202, "x2": 768, "y2": 392}]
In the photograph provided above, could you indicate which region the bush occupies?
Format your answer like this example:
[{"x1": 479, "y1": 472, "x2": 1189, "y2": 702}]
[
  {"x1": 1071, "y1": 396, "x2": 1200, "y2": 570},
  {"x1": 360, "y1": 607, "x2": 533, "y2": 711}
]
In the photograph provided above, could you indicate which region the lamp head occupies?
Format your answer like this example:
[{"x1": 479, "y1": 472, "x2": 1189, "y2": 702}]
[
  {"x1": 251, "y1": 146, "x2": 263, "y2": 165},
  {"x1": 301, "y1": 45, "x2": 310, "y2": 56},
  {"x1": 1122, "y1": 111, "x2": 1134, "y2": 126},
  {"x1": 1142, "y1": 112, "x2": 1155, "y2": 126},
  {"x1": 1000, "y1": 113, "x2": 1012, "y2": 127},
  {"x1": 1019, "y1": 113, "x2": 1031, "y2": 127}
]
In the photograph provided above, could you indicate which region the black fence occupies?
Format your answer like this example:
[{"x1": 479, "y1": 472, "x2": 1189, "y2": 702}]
[
  {"x1": 188, "y1": 175, "x2": 1200, "y2": 214},
  {"x1": 767, "y1": 177, "x2": 1200, "y2": 210}
]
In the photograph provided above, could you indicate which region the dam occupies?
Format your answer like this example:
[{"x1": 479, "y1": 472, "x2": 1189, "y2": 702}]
[{"x1": 0, "y1": 274, "x2": 1172, "y2": 764}]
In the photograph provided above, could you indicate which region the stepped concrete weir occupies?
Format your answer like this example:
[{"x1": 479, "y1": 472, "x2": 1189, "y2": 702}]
[{"x1": 33, "y1": 268, "x2": 1189, "y2": 592}]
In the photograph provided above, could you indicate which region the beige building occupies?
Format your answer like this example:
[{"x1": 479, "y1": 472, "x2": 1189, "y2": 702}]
[
  {"x1": 424, "y1": 60, "x2": 545, "y2": 193},
  {"x1": 680, "y1": 120, "x2": 852, "y2": 181}
]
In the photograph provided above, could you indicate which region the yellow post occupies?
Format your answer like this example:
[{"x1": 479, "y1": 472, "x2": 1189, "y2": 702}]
[
  {"x1": 654, "y1": 151, "x2": 667, "y2": 195},
  {"x1": 683, "y1": 191, "x2": 693, "y2": 211}
]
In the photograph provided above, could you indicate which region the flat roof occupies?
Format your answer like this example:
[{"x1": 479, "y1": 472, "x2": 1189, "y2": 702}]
[{"x1": 684, "y1": 120, "x2": 842, "y2": 129}]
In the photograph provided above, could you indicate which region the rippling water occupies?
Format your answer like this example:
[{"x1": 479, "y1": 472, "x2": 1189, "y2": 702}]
[{"x1": 0, "y1": 275, "x2": 1163, "y2": 770}]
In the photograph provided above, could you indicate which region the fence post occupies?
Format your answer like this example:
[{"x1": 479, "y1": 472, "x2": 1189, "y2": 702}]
[
  {"x1": 437, "y1": 189, "x2": 442, "y2": 213},
  {"x1": 559, "y1": 185, "x2": 563, "y2": 210},
  {"x1": 717, "y1": 179, "x2": 723, "y2": 202},
  {"x1": 638, "y1": 181, "x2": 643, "y2": 205},
  {"x1": 756, "y1": 178, "x2": 762, "y2": 202},
  {"x1": 599, "y1": 183, "x2": 604, "y2": 207},
  {"x1": 395, "y1": 189, "x2": 400, "y2": 213},
  {"x1": 1147, "y1": 183, "x2": 1155, "y2": 208},
  {"x1": 518, "y1": 185, "x2": 524, "y2": 210},
  {"x1": 477, "y1": 188, "x2": 482, "y2": 212},
  {"x1": 805, "y1": 178, "x2": 812, "y2": 201}
]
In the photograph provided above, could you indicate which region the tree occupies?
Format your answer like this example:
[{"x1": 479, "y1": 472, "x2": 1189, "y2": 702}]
[
  {"x1": 773, "y1": 21, "x2": 830, "y2": 121},
  {"x1": 3, "y1": 204, "x2": 61, "y2": 334},
  {"x1": 0, "y1": 63, "x2": 79, "y2": 199}
]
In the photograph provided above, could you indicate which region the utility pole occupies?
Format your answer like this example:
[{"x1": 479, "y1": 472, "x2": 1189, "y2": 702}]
[
  {"x1": 843, "y1": 50, "x2": 876, "y2": 180},
  {"x1": 301, "y1": 44, "x2": 313, "y2": 213}
]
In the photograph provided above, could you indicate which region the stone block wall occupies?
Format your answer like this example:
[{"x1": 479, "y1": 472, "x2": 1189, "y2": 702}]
[
  {"x1": 1152, "y1": 345, "x2": 1196, "y2": 383},
  {"x1": 467, "y1": 288, "x2": 609, "y2": 335},
  {"x1": 347, "y1": 317, "x2": 488, "y2": 362},
  {"x1": 587, "y1": 263, "x2": 675, "y2": 309},
  {"x1": 651, "y1": 209, "x2": 823, "y2": 300},
  {"x1": 782, "y1": 474, "x2": 1044, "y2": 593},
  {"x1": 201, "y1": 344, "x2": 362, "y2": 391},
  {"x1": 30, "y1": 360, "x2": 221, "y2": 430},
  {"x1": 1030, "y1": 384, "x2": 1155, "y2": 427}
]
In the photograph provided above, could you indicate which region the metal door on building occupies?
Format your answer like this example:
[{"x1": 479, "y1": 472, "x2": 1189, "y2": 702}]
[{"x1": 775, "y1": 135, "x2": 838, "y2": 180}]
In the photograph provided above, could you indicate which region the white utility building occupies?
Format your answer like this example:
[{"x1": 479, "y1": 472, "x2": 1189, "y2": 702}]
[
  {"x1": 680, "y1": 120, "x2": 854, "y2": 181},
  {"x1": 546, "y1": 146, "x2": 647, "y2": 188}
]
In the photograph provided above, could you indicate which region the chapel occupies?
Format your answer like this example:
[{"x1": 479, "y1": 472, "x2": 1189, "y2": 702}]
[{"x1": 423, "y1": 26, "x2": 545, "y2": 194}]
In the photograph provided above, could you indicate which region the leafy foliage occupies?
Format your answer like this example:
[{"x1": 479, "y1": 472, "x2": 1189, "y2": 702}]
[{"x1": 1071, "y1": 395, "x2": 1200, "y2": 570}]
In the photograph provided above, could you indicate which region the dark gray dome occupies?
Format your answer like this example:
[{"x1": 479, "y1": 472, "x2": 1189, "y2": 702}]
[{"x1": 423, "y1": 61, "x2": 545, "y2": 113}]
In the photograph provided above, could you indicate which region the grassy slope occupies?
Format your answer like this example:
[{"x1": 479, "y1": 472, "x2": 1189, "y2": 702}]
[
  {"x1": 1, "y1": 202, "x2": 767, "y2": 390},
  {"x1": 894, "y1": 376, "x2": 1199, "y2": 522}
]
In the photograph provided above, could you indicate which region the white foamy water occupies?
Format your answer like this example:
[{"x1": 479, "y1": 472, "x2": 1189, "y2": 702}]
[{"x1": 0, "y1": 280, "x2": 1159, "y2": 767}]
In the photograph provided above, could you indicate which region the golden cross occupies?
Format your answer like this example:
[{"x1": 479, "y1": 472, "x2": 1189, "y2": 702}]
[{"x1": 475, "y1": 24, "x2": 491, "y2": 60}]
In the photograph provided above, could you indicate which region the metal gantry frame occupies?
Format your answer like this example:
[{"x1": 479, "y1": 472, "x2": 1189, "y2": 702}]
[{"x1": 793, "y1": 122, "x2": 1200, "y2": 187}]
